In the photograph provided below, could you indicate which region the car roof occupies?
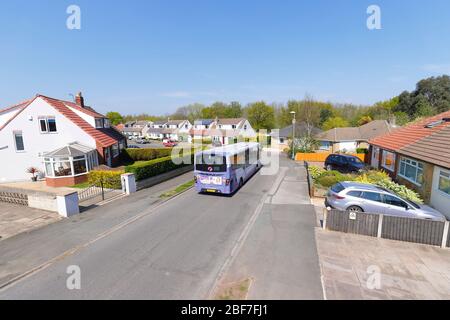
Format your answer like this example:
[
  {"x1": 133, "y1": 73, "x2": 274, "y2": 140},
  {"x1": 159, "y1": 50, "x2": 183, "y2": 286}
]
[
  {"x1": 329, "y1": 154, "x2": 359, "y2": 159},
  {"x1": 339, "y1": 181, "x2": 386, "y2": 192}
]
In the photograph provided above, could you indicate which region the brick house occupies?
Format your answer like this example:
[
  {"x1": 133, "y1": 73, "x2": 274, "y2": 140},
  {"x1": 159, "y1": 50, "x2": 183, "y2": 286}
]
[{"x1": 369, "y1": 111, "x2": 450, "y2": 218}]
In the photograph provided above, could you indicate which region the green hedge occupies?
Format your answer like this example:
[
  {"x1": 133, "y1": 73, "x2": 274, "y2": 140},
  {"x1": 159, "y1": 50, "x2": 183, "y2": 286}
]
[
  {"x1": 356, "y1": 148, "x2": 369, "y2": 154},
  {"x1": 123, "y1": 148, "x2": 172, "y2": 161},
  {"x1": 125, "y1": 154, "x2": 194, "y2": 181},
  {"x1": 88, "y1": 170, "x2": 123, "y2": 189}
]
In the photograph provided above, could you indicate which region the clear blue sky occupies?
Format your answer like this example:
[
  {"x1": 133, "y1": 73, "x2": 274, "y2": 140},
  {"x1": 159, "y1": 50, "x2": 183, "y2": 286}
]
[{"x1": 1, "y1": 0, "x2": 450, "y2": 115}]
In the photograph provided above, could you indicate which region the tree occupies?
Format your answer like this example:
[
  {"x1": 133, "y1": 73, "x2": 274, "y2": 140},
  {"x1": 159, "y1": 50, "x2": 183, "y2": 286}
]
[
  {"x1": 245, "y1": 101, "x2": 275, "y2": 130},
  {"x1": 106, "y1": 111, "x2": 124, "y2": 125},
  {"x1": 357, "y1": 115, "x2": 373, "y2": 126},
  {"x1": 394, "y1": 75, "x2": 450, "y2": 118},
  {"x1": 322, "y1": 116, "x2": 349, "y2": 130}
]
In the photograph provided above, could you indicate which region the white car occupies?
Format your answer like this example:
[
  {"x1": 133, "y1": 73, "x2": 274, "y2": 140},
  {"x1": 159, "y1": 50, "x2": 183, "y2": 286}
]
[{"x1": 325, "y1": 181, "x2": 446, "y2": 221}]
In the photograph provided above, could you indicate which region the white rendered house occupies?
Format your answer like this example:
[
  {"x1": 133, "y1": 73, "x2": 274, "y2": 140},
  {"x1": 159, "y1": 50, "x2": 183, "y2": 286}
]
[{"x1": 0, "y1": 93, "x2": 126, "y2": 186}]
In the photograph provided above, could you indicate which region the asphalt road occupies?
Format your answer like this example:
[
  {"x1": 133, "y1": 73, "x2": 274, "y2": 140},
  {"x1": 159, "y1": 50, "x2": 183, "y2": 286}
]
[{"x1": 0, "y1": 167, "x2": 277, "y2": 299}]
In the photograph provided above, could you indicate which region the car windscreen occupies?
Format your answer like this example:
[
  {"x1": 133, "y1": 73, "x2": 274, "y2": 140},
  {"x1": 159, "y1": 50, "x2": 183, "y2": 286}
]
[
  {"x1": 195, "y1": 154, "x2": 227, "y2": 173},
  {"x1": 331, "y1": 183, "x2": 345, "y2": 193}
]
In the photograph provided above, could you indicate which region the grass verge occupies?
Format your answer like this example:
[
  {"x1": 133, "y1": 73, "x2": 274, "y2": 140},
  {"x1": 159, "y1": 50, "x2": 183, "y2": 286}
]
[{"x1": 159, "y1": 180, "x2": 194, "y2": 198}]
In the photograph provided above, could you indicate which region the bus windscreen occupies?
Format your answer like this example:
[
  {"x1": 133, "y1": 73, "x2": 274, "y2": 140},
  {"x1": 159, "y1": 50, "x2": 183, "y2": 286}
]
[{"x1": 195, "y1": 154, "x2": 227, "y2": 172}]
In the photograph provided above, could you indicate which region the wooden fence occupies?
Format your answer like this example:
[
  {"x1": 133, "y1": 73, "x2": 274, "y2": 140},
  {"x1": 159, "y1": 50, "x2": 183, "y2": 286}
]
[
  {"x1": 324, "y1": 209, "x2": 450, "y2": 249},
  {"x1": 296, "y1": 152, "x2": 366, "y2": 162}
]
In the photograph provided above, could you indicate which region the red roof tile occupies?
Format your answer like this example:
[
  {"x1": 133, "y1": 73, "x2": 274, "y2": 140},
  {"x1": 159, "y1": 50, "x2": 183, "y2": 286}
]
[{"x1": 369, "y1": 110, "x2": 450, "y2": 151}]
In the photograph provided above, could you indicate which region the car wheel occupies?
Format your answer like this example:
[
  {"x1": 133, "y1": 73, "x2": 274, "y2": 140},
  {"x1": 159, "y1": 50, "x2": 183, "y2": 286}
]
[
  {"x1": 239, "y1": 178, "x2": 244, "y2": 189},
  {"x1": 326, "y1": 164, "x2": 333, "y2": 171},
  {"x1": 347, "y1": 205, "x2": 364, "y2": 212}
]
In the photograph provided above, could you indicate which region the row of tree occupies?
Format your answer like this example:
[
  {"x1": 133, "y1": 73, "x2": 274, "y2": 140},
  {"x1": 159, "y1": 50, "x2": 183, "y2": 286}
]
[{"x1": 107, "y1": 75, "x2": 450, "y2": 131}]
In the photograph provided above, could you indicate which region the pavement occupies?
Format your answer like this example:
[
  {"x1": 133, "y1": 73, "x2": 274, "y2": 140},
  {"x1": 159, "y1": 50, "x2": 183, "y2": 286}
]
[
  {"x1": 0, "y1": 204, "x2": 61, "y2": 241},
  {"x1": 311, "y1": 196, "x2": 450, "y2": 300},
  {"x1": 316, "y1": 229, "x2": 450, "y2": 300},
  {"x1": 0, "y1": 154, "x2": 323, "y2": 299},
  {"x1": 214, "y1": 158, "x2": 324, "y2": 300}
]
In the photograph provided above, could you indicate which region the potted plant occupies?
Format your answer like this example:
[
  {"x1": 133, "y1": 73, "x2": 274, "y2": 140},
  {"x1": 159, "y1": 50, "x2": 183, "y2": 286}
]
[{"x1": 26, "y1": 167, "x2": 40, "y2": 182}]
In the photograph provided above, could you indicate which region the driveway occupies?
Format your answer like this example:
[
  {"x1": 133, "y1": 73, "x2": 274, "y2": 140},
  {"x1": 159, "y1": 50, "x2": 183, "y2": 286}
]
[{"x1": 0, "y1": 203, "x2": 61, "y2": 241}]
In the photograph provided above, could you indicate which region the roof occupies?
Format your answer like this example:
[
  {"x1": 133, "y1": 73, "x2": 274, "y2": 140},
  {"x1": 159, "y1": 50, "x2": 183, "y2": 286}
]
[
  {"x1": 0, "y1": 99, "x2": 33, "y2": 114},
  {"x1": 121, "y1": 127, "x2": 143, "y2": 133},
  {"x1": 0, "y1": 95, "x2": 124, "y2": 148},
  {"x1": 369, "y1": 110, "x2": 450, "y2": 151},
  {"x1": 146, "y1": 127, "x2": 164, "y2": 134},
  {"x1": 166, "y1": 120, "x2": 186, "y2": 125},
  {"x1": 215, "y1": 118, "x2": 245, "y2": 126},
  {"x1": 40, "y1": 95, "x2": 123, "y2": 148},
  {"x1": 189, "y1": 128, "x2": 241, "y2": 137},
  {"x1": 0, "y1": 98, "x2": 37, "y2": 131},
  {"x1": 272, "y1": 122, "x2": 322, "y2": 138},
  {"x1": 397, "y1": 123, "x2": 450, "y2": 168},
  {"x1": 43, "y1": 142, "x2": 95, "y2": 158},
  {"x1": 152, "y1": 120, "x2": 168, "y2": 126},
  {"x1": 193, "y1": 119, "x2": 215, "y2": 126},
  {"x1": 316, "y1": 120, "x2": 393, "y2": 142}
]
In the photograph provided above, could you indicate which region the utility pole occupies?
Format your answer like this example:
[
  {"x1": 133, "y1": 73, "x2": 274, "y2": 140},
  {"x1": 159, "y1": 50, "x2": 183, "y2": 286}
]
[{"x1": 290, "y1": 111, "x2": 296, "y2": 160}]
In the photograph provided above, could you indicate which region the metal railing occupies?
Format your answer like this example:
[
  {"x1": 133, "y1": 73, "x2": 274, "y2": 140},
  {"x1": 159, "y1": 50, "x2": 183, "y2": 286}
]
[{"x1": 77, "y1": 180, "x2": 117, "y2": 203}]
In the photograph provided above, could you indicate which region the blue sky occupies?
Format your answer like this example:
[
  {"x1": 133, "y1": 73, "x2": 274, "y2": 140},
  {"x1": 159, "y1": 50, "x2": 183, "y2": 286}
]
[{"x1": 1, "y1": 0, "x2": 450, "y2": 115}]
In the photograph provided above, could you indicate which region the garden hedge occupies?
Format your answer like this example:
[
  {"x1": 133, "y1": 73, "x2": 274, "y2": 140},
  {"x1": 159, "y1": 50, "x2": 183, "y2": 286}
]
[
  {"x1": 125, "y1": 154, "x2": 194, "y2": 181},
  {"x1": 123, "y1": 148, "x2": 172, "y2": 161},
  {"x1": 88, "y1": 170, "x2": 123, "y2": 189}
]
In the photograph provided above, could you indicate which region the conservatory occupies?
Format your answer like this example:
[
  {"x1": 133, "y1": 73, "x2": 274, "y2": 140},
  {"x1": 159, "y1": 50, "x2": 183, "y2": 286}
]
[{"x1": 42, "y1": 143, "x2": 99, "y2": 187}]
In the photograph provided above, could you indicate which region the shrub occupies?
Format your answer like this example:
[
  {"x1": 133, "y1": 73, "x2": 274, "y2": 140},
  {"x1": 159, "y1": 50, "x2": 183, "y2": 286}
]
[
  {"x1": 193, "y1": 138, "x2": 212, "y2": 145},
  {"x1": 123, "y1": 148, "x2": 172, "y2": 161},
  {"x1": 356, "y1": 148, "x2": 369, "y2": 154},
  {"x1": 316, "y1": 174, "x2": 347, "y2": 188},
  {"x1": 355, "y1": 171, "x2": 423, "y2": 204},
  {"x1": 88, "y1": 170, "x2": 123, "y2": 189},
  {"x1": 125, "y1": 154, "x2": 194, "y2": 181},
  {"x1": 308, "y1": 166, "x2": 326, "y2": 180}
]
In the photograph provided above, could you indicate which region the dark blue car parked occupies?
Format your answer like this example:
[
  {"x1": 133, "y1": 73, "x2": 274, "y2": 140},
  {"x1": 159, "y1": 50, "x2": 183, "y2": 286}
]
[{"x1": 324, "y1": 154, "x2": 367, "y2": 173}]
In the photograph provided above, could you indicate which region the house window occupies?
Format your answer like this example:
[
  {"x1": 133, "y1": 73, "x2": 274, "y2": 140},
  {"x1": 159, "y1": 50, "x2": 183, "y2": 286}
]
[
  {"x1": 73, "y1": 156, "x2": 88, "y2": 175},
  {"x1": 381, "y1": 151, "x2": 396, "y2": 172},
  {"x1": 112, "y1": 144, "x2": 119, "y2": 158},
  {"x1": 399, "y1": 157, "x2": 424, "y2": 186},
  {"x1": 39, "y1": 117, "x2": 57, "y2": 133},
  {"x1": 244, "y1": 125, "x2": 247, "y2": 130},
  {"x1": 14, "y1": 131, "x2": 25, "y2": 151},
  {"x1": 232, "y1": 125, "x2": 236, "y2": 129},
  {"x1": 95, "y1": 119, "x2": 104, "y2": 128},
  {"x1": 279, "y1": 138, "x2": 285, "y2": 144},
  {"x1": 319, "y1": 141, "x2": 330, "y2": 150},
  {"x1": 438, "y1": 170, "x2": 450, "y2": 196}
]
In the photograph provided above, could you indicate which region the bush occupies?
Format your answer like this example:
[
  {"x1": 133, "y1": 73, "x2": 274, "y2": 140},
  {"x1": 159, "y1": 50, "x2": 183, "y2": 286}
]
[
  {"x1": 355, "y1": 171, "x2": 423, "y2": 204},
  {"x1": 88, "y1": 170, "x2": 123, "y2": 189},
  {"x1": 123, "y1": 148, "x2": 172, "y2": 161},
  {"x1": 308, "y1": 166, "x2": 326, "y2": 180},
  {"x1": 125, "y1": 154, "x2": 194, "y2": 181},
  {"x1": 193, "y1": 138, "x2": 212, "y2": 145},
  {"x1": 316, "y1": 174, "x2": 347, "y2": 188},
  {"x1": 356, "y1": 148, "x2": 369, "y2": 154}
]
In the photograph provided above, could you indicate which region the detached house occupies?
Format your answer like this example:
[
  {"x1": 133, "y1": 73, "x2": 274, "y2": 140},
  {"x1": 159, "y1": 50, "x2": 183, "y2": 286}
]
[
  {"x1": 315, "y1": 120, "x2": 394, "y2": 152},
  {"x1": 190, "y1": 118, "x2": 256, "y2": 145},
  {"x1": 369, "y1": 111, "x2": 450, "y2": 218},
  {"x1": 0, "y1": 93, "x2": 126, "y2": 186},
  {"x1": 121, "y1": 121, "x2": 151, "y2": 139}
]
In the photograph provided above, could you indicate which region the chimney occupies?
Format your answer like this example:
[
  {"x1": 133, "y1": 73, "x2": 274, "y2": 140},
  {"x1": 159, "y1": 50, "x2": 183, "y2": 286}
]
[{"x1": 75, "y1": 92, "x2": 85, "y2": 108}]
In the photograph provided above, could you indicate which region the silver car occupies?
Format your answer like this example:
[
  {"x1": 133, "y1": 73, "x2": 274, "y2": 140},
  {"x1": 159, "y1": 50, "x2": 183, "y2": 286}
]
[{"x1": 325, "y1": 181, "x2": 446, "y2": 221}]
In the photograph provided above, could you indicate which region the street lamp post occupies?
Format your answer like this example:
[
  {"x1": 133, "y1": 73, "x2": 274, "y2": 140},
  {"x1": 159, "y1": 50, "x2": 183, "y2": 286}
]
[{"x1": 290, "y1": 111, "x2": 296, "y2": 160}]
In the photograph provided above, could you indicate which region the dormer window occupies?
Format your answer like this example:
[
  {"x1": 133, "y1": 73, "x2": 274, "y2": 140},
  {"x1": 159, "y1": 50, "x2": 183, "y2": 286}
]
[{"x1": 95, "y1": 118, "x2": 104, "y2": 128}]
